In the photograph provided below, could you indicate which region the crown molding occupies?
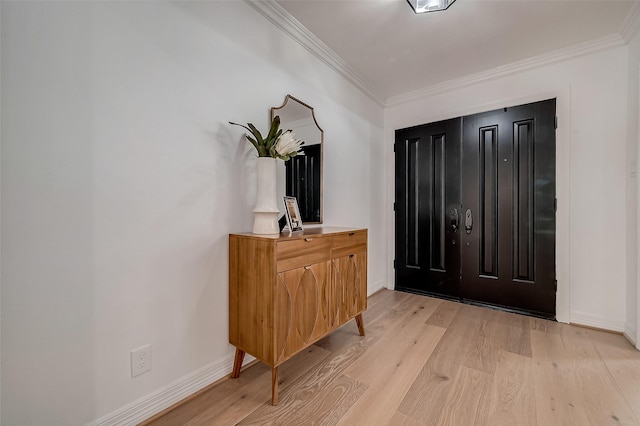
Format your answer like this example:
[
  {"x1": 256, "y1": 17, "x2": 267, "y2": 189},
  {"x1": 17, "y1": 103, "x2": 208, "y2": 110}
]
[
  {"x1": 244, "y1": 0, "x2": 385, "y2": 106},
  {"x1": 620, "y1": 0, "x2": 640, "y2": 42},
  {"x1": 246, "y1": 0, "x2": 630, "y2": 108},
  {"x1": 386, "y1": 34, "x2": 626, "y2": 107}
]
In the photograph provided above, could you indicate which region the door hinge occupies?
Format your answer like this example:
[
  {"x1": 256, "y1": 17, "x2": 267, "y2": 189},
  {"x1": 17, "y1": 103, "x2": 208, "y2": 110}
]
[
  {"x1": 554, "y1": 280, "x2": 558, "y2": 291},
  {"x1": 554, "y1": 198, "x2": 558, "y2": 212},
  {"x1": 393, "y1": 202, "x2": 396, "y2": 211},
  {"x1": 554, "y1": 116, "x2": 558, "y2": 129},
  {"x1": 393, "y1": 259, "x2": 396, "y2": 269}
]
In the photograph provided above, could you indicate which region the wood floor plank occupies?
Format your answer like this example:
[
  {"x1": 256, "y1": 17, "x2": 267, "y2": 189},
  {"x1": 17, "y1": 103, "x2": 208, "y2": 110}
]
[
  {"x1": 458, "y1": 305, "x2": 501, "y2": 375},
  {"x1": 365, "y1": 287, "x2": 404, "y2": 313},
  {"x1": 424, "y1": 298, "x2": 460, "y2": 328},
  {"x1": 530, "y1": 329, "x2": 595, "y2": 425},
  {"x1": 436, "y1": 365, "x2": 493, "y2": 426},
  {"x1": 315, "y1": 290, "x2": 412, "y2": 353},
  {"x1": 484, "y1": 350, "x2": 537, "y2": 426},
  {"x1": 591, "y1": 332, "x2": 640, "y2": 422},
  {"x1": 339, "y1": 325, "x2": 445, "y2": 426},
  {"x1": 337, "y1": 302, "x2": 445, "y2": 425},
  {"x1": 302, "y1": 374, "x2": 368, "y2": 426},
  {"x1": 397, "y1": 303, "x2": 480, "y2": 425},
  {"x1": 341, "y1": 296, "x2": 442, "y2": 384},
  {"x1": 559, "y1": 328, "x2": 639, "y2": 425},
  {"x1": 529, "y1": 316, "x2": 562, "y2": 334},
  {"x1": 366, "y1": 287, "x2": 412, "y2": 315},
  {"x1": 389, "y1": 411, "x2": 427, "y2": 426},
  {"x1": 237, "y1": 335, "x2": 369, "y2": 425},
  {"x1": 178, "y1": 346, "x2": 330, "y2": 425},
  {"x1": 238, "y1": 374, "x2": 367, "y2": 426},
  {"x1": 142, "y1": 361, "x2": 270, "y2": 426},
  {"x1": 493, "y1": 311, "x2": 533, "y2": 358}
]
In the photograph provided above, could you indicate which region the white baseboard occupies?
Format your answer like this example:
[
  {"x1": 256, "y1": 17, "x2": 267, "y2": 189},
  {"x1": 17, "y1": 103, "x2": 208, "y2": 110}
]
[
  {"x1": 92, "y1": 352, "x2": 255, "y2": 426},
  {"x1": 623, "y1": 322, "x2": 638, "y2": 348},
  {"x1": 367, "y1": 280, "x2": 386, "y2": 296},
  {"x1": 570, "y1": 311, "x2": 626, "y2": 333}
]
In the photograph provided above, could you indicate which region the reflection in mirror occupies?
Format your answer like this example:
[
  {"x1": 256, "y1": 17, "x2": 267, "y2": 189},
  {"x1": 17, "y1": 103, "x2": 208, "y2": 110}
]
[{"x1": 271, "y1": 95, "x2": 323, "y2": 224}]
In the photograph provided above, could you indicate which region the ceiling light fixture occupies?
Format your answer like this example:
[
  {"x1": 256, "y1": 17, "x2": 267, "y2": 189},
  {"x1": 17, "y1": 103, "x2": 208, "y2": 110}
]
[{"x1": 407, "y1": 0, "x2": 456, "y2": 14}]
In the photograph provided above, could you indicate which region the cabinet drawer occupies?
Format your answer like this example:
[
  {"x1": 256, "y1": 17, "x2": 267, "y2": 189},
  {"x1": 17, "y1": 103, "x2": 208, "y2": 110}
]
[
  {"x1": 331, "y1": 230, "x2": 367, "y2": 258},
  {"x1": 277, "y1": 237, "x2": 331, "y2": 272}
]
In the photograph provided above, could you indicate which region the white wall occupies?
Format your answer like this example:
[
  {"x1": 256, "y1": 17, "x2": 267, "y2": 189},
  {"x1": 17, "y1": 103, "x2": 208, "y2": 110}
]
[
  {"x1": 0, "y1": 4, "x2": 3, "y2": 422},
  {"x1": 385, "y1": 46, "x2": 629, "y2": 330},
  {"x1": 0, "y1": 2, "x2": 385, "y2": 424},
  {"x1": 630, "y1": 25, "x2": 640, "y2": 348}
]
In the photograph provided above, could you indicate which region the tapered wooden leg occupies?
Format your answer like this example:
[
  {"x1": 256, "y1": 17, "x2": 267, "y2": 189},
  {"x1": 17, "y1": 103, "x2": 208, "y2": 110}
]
[
  {"x1": 355, "y1": 313, "x2": 365, "y2": 336},
  {"x1": 230, "y1": 348, "x2": 245, "y2": 378},
  {"x1": 271, "y1": 366, "x2": 279, "y2": 405}
]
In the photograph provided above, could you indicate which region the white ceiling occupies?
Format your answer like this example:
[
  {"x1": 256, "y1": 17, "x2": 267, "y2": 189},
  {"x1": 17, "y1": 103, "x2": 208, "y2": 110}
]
[{"x1": 273, "y1": 0, "x2": 637, "y2": 102}]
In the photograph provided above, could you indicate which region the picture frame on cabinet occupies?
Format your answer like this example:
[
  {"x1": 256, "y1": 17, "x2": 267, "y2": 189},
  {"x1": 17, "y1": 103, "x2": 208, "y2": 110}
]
[{"x1": 283, "y1": 196, "x2": 304, "y2": 233}]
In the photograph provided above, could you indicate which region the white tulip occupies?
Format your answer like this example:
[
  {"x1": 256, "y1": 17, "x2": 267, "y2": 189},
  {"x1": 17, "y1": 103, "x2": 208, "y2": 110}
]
[{"x1": 275, "y1": 131, "x2": 305, "y2": 158}]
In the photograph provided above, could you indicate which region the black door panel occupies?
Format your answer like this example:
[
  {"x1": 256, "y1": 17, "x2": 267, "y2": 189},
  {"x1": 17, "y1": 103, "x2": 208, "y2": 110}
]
[
  {"x1": 461, "y1": 100, "x2": 556, "y2": 316},
  {"x1": 395, "y1": 119, "x2": 461, "y2": 298}
]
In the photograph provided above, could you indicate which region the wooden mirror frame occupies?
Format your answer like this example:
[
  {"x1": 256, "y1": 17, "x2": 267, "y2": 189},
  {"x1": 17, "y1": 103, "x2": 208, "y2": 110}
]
[{"x1": 271, "y1": 95, "x2": 323, "y2": 224}]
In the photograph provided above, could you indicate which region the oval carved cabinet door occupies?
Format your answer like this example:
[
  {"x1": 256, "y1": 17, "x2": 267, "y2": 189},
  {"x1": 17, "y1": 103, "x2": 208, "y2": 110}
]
[
  {"x1": 346, "y1": 256, "x2": 360, "y2": 315},
  {"x1": 274, "y1": 275, "x2": 292, "y2": 362},
  {"x1": 294, "y1": 268, "x2": 318, "y2": 342},
  {"x1": 333, "y1": 254, "x2": 362, "y2": 323},
  {"x1": 277, "y1": 264, "x2": 325, "y2": 362}
]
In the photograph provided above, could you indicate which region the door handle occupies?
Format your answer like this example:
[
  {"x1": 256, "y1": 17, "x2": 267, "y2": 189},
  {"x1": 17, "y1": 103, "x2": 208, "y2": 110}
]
[
  {"x1": 465, "y1": 209, "x2": 473, "y2": 234},
  {"x1": 450, "y1": 208, "x2": 459, "y2": 232}
]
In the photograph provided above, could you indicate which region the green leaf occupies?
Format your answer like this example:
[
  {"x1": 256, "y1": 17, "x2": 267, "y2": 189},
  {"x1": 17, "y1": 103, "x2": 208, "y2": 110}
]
[
  {"x1": 246, "y1": 123, "x2": 264, "y2": 146},
  {"x1": 266, "y1": 116, "x2": 281, "y2": 142},
  {"x1": 265, "y1": 119, "x2": 281, "y2": 152},
  {"x1": 229, "y1": 121, "x2": 253, "y2": 134},
  {"x1": 244, "y1": 135, "x2": 261, "y2": 153},
  {"x1": 230, "y1": 120, "x2": 271, "y2": 157}
]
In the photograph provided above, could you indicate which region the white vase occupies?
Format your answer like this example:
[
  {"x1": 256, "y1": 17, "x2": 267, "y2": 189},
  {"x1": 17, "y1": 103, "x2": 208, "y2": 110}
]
[{"x1": 252, "y1": 157, "x2": 280, "y2": 234}]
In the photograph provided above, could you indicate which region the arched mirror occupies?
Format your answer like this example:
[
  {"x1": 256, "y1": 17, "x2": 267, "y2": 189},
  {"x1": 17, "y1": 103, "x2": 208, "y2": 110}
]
[{"x1": 271, "y1": 95, "x2": 323, "y2": 224}]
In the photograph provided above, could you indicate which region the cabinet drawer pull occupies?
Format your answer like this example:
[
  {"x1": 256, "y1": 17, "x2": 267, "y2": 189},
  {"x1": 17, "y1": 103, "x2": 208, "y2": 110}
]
[
  {"x1": 304, "y1": 238, "x2": 313, "y2": 242},
  {"x1": 348, "y1": 232, "x2": 355, "y2": 236},
  {"x1": 350, "y1": 254, "x2": 355, "y2": 258}
]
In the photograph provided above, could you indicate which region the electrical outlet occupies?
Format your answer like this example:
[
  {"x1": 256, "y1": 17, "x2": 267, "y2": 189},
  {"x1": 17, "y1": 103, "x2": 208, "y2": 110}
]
[{"x1": 131, "y1": 344, "x2": 151, "y2": 378}]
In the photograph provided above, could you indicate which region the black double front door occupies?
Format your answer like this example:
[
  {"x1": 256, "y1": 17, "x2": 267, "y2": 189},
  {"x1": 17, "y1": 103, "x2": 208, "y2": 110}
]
[{"x1": 395, "y1": 99, "x2": 556, "y2": 318}]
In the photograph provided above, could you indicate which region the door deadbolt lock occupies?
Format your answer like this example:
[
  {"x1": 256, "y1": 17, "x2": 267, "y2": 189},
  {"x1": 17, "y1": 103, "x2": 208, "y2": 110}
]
[{"x1": 465, "y1": 209, "x2": 473, "y2": 234}]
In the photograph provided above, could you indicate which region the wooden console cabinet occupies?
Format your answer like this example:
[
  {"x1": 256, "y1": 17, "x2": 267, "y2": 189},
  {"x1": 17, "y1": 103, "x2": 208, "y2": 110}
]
[{"x1": 228, "y1": 227, "x2": 367, "y2": 405}]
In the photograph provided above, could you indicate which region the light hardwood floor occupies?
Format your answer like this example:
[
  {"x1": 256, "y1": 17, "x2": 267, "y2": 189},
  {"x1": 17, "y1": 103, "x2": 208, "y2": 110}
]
[{"x1": 144, "y1": 290, "x2": 640, "y2": 425}]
